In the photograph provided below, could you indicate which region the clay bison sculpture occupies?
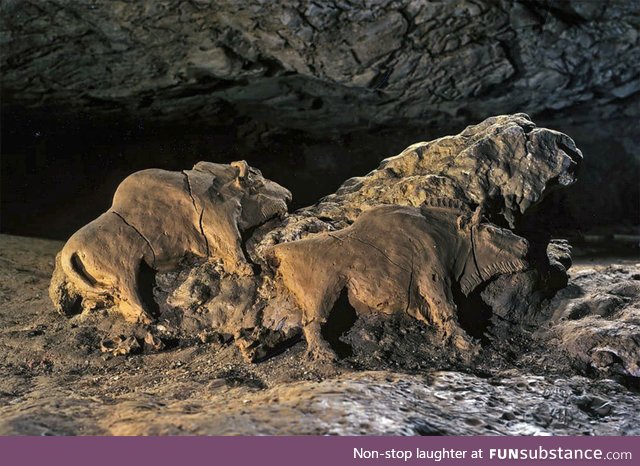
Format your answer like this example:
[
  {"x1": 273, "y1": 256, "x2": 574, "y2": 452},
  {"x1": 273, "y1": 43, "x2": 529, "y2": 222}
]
[
  {"x1": 49, "y1": 160, "x2": 291, "y2": 323},
  {"x1": 269, "y1": 200, "x2": 530, "y2": 361},
  {"x1": 47, "y1": 115, "x2": 580, "y2": 364}
]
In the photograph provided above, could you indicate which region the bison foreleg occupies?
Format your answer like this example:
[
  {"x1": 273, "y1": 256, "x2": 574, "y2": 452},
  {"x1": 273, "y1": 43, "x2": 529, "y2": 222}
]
[
  {"x1": 419, "y1": 274, "x2": 476, "y2": 351},
  {"x1": 303, "y1": 318, "x2": 337, "y2": 362}
]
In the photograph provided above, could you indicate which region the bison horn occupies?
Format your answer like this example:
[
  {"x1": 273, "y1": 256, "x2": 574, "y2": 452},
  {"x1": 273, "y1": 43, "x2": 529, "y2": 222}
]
[
  {"x1": 456, "y1": 205, "x2": 484, "y2": 231},
  {"x1": 231, "y1": 160, "x2": 249, "y2": 181}
]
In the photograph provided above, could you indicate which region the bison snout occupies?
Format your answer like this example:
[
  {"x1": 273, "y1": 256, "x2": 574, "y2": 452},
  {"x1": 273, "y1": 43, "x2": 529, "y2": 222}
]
[{"x1": 516, "y1": 237, "x2": 529, "y2": 257}]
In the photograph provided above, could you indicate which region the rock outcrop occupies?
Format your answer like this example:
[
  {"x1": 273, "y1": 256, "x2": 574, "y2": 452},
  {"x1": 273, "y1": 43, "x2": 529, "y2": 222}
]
[
  {"x1": 249, "y1": 113, "x2": 581, "y2": 258},
  {"x1": 2, "y1": 2, "x2": 637, "y2": 244},
  {"x1": 2, "y1": 1, "x2": 638, "y2": 132},
  {"x1": 545, "y1": 265, "x2": 640, "y2": 379}
]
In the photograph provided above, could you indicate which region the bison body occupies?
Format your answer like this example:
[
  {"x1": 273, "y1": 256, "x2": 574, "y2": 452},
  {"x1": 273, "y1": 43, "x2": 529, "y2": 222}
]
[
  {"x1": 270, "y1": 203, "x2": 529, "y2": 361},
  {"x1": 50, "y1": 161, "x2": 291, "y2": 322}
]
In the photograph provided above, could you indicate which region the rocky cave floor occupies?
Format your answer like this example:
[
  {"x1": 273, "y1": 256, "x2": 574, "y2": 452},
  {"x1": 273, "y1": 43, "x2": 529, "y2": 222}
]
[{"x1": 0, "y1": 233, "x2": 638, "y2": 436}]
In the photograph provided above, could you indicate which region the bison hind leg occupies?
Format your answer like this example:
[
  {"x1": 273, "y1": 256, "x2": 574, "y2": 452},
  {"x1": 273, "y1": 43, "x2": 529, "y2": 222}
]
[
  {"x1": 50, "y1": 253, "x2": 85, "y2": 316},
  {"x1": 117, "y1": 259, "x2": 159, "y2": 324},
  {"x1": 136, "y1": 259, "x2": 160, "y2": 318},
  {"x1": 303, "y1": 286, "x2": 360, "y2": 363}
]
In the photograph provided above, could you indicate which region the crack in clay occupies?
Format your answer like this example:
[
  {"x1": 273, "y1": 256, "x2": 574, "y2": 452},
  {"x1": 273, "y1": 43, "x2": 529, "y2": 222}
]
[
  {"x1": 404, "y1": 238, "x2": 416, "y2": 315},
  {"x1": 346, "y1": 233, "x2": 410, "y2": 272},
  {"x1": 199, "y1": 206, "x2": 210, "y2": 257},
  {"x1": 111, "y1": 211, "x2": 157, "y2": 268},
  {"x1": 183, "y1": 171, "x2": 210, "y2": 256},
  {"x1": 182, "y1": 171, "x2": 198, "y2": 210},
  {"x1": 405, "y1": 268, "x2": 414, "y2": 315}
]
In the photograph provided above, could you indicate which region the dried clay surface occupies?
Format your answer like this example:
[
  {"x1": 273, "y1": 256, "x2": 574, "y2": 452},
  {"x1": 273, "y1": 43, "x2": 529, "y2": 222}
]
[{"x1": 1, "y1": 234, "x2": 639, "y2": 435}]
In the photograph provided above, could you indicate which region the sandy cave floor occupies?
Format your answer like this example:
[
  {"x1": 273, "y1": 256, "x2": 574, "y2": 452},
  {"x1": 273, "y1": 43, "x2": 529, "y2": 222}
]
[{"x1": 0, "y1": 233, "x2": 639, "y2": 436}]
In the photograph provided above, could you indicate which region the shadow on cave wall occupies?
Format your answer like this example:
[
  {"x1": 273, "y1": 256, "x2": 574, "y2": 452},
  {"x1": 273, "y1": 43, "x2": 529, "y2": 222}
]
[{"x1": 0, "y1": 107, "x2": 430, "y2": 240}]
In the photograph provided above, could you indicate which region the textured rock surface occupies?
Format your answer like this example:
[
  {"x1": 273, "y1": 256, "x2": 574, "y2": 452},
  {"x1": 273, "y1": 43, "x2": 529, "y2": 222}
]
[
  {"x1": 250, "y1": 113, "x2": 581, "y2": 263},
  {"x1": 4, "y1": 368, "x2": 639, "y2": 436},
  {"x1": 2, "y1": 1, "x2": 638, "y2": 132},
  {"x1": 545, "y1": 264, "x2": 640, "y2": 379},
  {"x1": 1, "y1": 0, "x2": 638, "y2": 248}
]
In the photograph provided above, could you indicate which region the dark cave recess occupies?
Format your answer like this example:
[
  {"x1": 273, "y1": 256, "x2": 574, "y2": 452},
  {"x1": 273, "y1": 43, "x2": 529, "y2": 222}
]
[{"x1": 1, "y1": 107, "x2": 638, "y2": 243}]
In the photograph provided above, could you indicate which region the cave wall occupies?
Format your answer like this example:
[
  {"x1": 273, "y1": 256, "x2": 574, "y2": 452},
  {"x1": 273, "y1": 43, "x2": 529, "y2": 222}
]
[{"x1": 1, "y1": 0, "x2": 639, "y2": 240}]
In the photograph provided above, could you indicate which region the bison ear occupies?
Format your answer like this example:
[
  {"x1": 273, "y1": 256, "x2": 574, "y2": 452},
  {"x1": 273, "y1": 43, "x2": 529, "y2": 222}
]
[
  {"x1": 470, "y1": 205, "x2": 484, "y2": 226},
  {"x1": 456, "y1": 214, "x2": 470, "y2": 231},
  {"x1": 456, "y1": 206, "x2": 484, "y2": 231},
  {"x1": 231, "y1": 160, "x2": 249, "y2": 182}
]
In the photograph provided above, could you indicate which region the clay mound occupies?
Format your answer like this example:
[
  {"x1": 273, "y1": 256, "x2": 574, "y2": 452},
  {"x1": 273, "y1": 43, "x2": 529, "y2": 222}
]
[{"x1": 251, "y1": 113, "x2": 581, "y2": 262}]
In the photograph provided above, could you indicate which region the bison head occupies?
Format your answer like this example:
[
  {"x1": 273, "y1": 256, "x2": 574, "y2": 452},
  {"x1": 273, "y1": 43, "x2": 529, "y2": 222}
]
[
  {"x1": 458, "y1": 207, "x2": 530, "y2": 295},
  {"x1": 231, "y1": 161, "x2": 292, "y2": 231}
]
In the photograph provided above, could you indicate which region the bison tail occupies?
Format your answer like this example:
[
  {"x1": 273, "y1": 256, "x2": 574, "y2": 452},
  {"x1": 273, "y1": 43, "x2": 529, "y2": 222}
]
[{"x1": 60, "y1": 249, "x2": 99, "y2": 291}]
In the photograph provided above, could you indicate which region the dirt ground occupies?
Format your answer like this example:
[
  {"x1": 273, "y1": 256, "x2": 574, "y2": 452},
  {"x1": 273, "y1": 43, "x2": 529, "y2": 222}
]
[{"x1": 0, "y1": 233, "x2": 638, "y2": 435}]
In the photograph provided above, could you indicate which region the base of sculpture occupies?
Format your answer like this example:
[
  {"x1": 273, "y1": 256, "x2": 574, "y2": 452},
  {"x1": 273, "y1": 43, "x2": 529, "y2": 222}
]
[{"x1": 3, "y1": 232, "x2": 639, "y2": 435}]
